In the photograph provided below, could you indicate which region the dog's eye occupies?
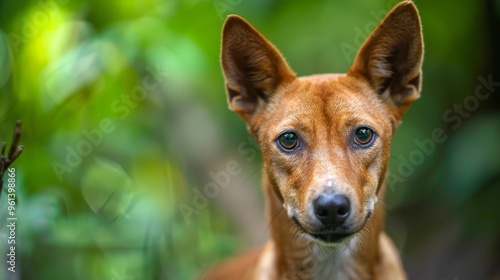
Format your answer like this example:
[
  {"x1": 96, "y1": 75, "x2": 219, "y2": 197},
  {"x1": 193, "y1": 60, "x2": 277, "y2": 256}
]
[
  {"x1": 278, "y1": 132, "x2": 298, "y2": 151},
  {"x1": 354, "y1": 127, "x2": 375, "y2": 146}
]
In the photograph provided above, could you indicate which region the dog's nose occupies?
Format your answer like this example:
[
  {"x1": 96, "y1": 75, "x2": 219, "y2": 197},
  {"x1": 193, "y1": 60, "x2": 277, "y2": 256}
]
[{"x1": 313, "y1": 193, "x2": 350, "y2": 227}]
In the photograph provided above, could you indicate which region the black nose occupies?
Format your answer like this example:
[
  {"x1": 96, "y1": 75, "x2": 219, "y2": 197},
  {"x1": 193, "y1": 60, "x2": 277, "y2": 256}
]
[{"x1": 313, "y1": 193, "x2": 350, "y2": 227}]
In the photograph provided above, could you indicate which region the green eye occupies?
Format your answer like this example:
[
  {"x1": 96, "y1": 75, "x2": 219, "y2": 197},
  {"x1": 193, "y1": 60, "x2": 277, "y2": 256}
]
[
  {"x1": 354, "y1": 127, "x2": 374, "y2": 146},
  {"x1": 278, "y1": 132, "x2": 298, "y2": 150}
]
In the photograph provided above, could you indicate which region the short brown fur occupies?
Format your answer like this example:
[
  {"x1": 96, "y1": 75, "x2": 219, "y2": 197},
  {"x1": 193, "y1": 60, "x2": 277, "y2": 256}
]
[{"x1": 203, "y1": 1, "x2": 423, "y2": 279}]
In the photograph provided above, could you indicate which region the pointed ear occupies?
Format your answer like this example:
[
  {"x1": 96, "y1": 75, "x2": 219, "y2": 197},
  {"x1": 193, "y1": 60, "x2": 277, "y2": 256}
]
[
  {"x1": 221, "y1": 15, "x2": 296, "y2": 124},
  {"x1": 348, "y1": 1, "x2": 423, "y2": 121}
]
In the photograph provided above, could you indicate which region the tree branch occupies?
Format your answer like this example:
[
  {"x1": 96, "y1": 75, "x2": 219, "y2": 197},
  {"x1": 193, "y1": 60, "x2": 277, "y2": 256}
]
[{"x1": 0, "y1": 120, "x2": 23, "y2": 196}]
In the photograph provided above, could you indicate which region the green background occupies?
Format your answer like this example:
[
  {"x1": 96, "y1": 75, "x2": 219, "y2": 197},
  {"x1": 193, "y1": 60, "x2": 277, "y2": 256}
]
[{"x1": 0, "y1": 0, "x2": 499, "y2": 279}]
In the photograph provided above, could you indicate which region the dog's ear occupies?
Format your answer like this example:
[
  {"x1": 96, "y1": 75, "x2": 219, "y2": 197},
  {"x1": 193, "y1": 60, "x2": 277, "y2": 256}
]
[
  {"x1": 348, "y1": 1, "x2": 423, "y2": 122},
  {"x1": 221, "y1": 15, "x2": 296, "y2": 124}
]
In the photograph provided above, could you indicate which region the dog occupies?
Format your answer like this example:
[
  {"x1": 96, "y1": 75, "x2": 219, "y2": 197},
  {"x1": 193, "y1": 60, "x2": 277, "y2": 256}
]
[{"x1": 203, "y1": 1, "x2": 423, "y2": 279}]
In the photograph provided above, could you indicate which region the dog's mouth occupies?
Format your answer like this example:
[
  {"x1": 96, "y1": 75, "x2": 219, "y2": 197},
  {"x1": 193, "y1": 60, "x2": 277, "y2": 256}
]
[
  {"x1": 310, "y1": 231, "x2": 353, "y2": 243},
  {"x1": 291, "y1": 212, "x2": 372, "y2": 244},
  {"x1": 291, "y1": 217, "x2": 352, "y2": 243}
]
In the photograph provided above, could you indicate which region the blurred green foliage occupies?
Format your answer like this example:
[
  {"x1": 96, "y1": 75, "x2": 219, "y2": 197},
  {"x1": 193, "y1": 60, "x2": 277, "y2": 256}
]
[{"x1": 0, "y1": 0, "x2": 498, "y2": 279}]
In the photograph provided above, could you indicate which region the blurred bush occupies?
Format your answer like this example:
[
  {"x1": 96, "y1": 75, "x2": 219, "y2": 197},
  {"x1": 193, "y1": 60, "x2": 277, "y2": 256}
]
[{"x1": 0, "y1": 0, "x2": 498, "y2": 279}]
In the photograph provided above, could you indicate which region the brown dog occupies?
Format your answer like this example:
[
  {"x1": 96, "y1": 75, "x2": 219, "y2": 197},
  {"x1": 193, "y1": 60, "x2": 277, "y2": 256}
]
[{"x1": 203, "y1": 1, "x2": 423, "y2": 279}]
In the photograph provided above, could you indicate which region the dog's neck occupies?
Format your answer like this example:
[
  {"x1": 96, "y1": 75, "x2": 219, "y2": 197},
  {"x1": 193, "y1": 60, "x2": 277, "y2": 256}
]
[{"x1": 263, "y1": 174, "x2": 385, "y2": 280}]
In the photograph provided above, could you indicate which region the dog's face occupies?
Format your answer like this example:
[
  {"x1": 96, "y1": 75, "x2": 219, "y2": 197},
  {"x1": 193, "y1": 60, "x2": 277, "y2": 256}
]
[
  {"x1": 221, "y1": 1, "x2": 423, "y2": 244},
  {"x1": 257, "y1": 75, "x2": 394, "y2": 244}
]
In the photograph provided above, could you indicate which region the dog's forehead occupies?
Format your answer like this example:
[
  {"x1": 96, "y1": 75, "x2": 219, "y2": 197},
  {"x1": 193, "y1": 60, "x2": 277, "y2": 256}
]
[{"x1": 273, "y1": 74, "x2": 379, "y2": 118}]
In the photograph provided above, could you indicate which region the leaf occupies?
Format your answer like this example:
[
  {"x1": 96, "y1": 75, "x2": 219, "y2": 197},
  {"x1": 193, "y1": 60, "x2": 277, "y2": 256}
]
[{"x1": 81, "y1": 157, "x2": 134, "y2": 221}]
